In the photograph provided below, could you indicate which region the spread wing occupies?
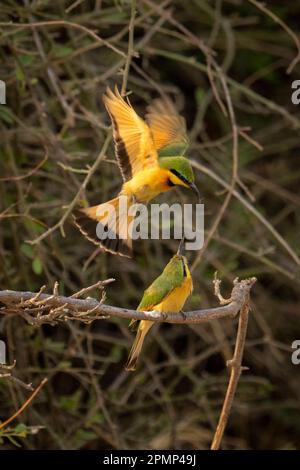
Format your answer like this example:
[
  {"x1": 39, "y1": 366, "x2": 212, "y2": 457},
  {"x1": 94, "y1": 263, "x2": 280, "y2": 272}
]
[
  {"x1": 145, "y1": 97, "x2": 189, "y2": 157},
  {"x1": 137, "y1": 256, "x2": 184, "y2": 311},
  {"x1": 103, "y1": 86, "x2": 158, "y2": 181}
]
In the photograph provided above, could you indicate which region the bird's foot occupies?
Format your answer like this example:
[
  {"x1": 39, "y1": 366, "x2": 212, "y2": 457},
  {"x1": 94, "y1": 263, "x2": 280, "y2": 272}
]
[{"x1": 180, "y1": 310, "x2": 188, "y2": 321}]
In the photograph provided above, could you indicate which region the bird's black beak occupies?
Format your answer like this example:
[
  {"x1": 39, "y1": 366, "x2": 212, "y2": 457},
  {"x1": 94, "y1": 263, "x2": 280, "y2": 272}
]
[
  {"x1": 189, "y1": 182, "x2": 201, "y2": 203},
  {"x1": 177, "y1": 237, "x2": 185, "y2": 256}
]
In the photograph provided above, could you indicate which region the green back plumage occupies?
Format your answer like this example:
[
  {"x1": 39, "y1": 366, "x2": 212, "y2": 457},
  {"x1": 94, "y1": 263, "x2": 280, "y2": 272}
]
[
  {"x1": 158, "y1": 156, "x2": 194, "y2": 185},
  {"x1": 138, "y1": 255, "x2": 185, "y2": 311},
  {"x1": 158, "y1": 142, "x2": 188, "y2": 157}
]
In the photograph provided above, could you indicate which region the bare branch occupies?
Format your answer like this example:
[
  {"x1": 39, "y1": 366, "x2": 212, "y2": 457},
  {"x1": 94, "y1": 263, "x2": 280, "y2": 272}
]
[
  {"x1": 0, "y1": 378, "x2": 48, "y2": 431},
  {"x1": 211, "y1": 295, "x2": 251, "y2": 450},
  {"x1": 0, "y1": 277, "x2": 256, "y2": 449},
  {"x1": 0, "y1": 361, "x2": 33, "y2": 391},
  {"x1": 0, "y1": 277, "x2": 256, "y2": 326}
]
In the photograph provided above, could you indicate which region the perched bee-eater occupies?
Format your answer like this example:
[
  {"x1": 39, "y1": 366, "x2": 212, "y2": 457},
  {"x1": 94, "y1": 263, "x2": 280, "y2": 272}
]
[
  {"x1": 74, "y1": 86, "x2": 199, "y2": 257},
  {"x1": 126, "y1": 239, "x2": 193, "y2": 371}
]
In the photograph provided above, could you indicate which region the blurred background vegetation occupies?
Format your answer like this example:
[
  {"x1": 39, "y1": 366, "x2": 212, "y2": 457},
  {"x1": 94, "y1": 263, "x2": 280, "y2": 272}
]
[{"x1": 1, "y1": 0, "x2": 300, "y2": 450}]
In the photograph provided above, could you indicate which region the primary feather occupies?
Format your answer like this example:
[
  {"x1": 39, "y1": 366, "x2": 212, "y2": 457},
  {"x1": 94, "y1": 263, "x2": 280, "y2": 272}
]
[
  {"x1": 103, "y1": 86, "x2": 158, "y2": 180},
  {"x1": 146, "y1": 97, "x2": 189, "y2": 157}
]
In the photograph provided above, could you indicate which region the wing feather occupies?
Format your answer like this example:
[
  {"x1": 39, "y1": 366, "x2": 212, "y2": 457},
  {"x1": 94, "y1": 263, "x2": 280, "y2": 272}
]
[
  {"x1": 145, "y1": 97, "x2": 188, "y2": 156},
  {"x1": 103, "y1": 86, "x2": 158, "y2": 181},
  {"x1": 138, "y1": 256, "x2": 184, "y2": 311}
]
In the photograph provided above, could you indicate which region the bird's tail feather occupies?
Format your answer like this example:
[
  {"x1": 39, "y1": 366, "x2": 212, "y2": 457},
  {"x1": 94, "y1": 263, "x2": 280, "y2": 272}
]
[
  {"x1": 73, "y1": 194, "x2": 135, "y2": 257},
  {"x1": 125, "y1": 320, "x2": 153, "y2": 371}
]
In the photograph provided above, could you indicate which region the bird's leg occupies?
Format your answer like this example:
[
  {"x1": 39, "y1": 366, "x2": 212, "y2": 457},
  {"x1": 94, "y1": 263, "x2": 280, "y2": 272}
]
[{"x1": 180, "y1": 310, "x2": 188, "y2": 320}]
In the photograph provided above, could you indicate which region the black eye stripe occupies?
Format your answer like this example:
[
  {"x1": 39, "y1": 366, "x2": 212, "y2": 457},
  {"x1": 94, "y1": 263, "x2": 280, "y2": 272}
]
[{"x1": 170, "y1": 169, "x2": 190, "y2": 185}]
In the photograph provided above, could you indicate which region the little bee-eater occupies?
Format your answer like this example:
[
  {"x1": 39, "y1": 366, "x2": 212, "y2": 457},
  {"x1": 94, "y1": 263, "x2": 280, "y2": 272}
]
[
  {"x1": 126, "y1": 240, "x2": 193, "y2": 371},
  {"x1": 74, "y1": 86, "x2": 199, "y2": 257}
]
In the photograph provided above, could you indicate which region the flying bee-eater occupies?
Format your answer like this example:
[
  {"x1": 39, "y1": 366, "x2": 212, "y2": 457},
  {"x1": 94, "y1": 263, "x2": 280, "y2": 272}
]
[
  {"x1": 126, "y1": 239, "x2": 193, "y2": 371},
  {"x1": 74, "y1": 86, "x2": 199, "y2": 257}
]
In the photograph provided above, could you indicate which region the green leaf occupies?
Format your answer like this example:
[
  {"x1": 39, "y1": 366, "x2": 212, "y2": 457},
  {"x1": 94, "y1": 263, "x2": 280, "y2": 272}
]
[
  {"x1": 32, "y1": 257, "x2": 43, "y2": 275},
  {"x1": 57, "y1": 361, "x2": 72, "y2": 369},
  {"x1": 53, "y1": 46, "x2": 73, "y2": 58},
  {"x1": 19, "y1": 54, "x2": 35, "y2": 66},
  {"x1": 21, "y1": 243, "x2": 34, "y2": 259},
  {"x1": 25, "y1": 219, "x2": 45, "y2": 234},
  {"x1": 15, "y1": 63, "x2": 25, "y2": 84},
  {"x1": 44, "y1": 339, "x2": 65, "y2": 353},
  {"x1": 0, "y1": 107, "x2": 14, "y2": 124},
  {"x1": 74, "y1": 429, "x2": 97, "y2": 446},
  {"x1": 195, "y1": 87, "x2": 206, "y2": 103},
  {"x1": 7, "y1": 435, "x2": 22, "y2": 447},
  {"x1": 111, "y1": 344, "x2": 122, "y2": 361},
  {"x1": 58, "y1": 389, "x2": 82, "y2": 412},
  {"x1": 86, "y1": 412, "x2": 104, "y2": 427},
  {"x1": 14, "y1": 423, "x2": 28, "y2": 437}
]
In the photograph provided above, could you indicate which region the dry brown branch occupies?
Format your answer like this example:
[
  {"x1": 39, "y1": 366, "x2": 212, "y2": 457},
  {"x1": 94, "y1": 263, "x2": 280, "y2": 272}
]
[
  {"x1": 0, "y1": 378, "x2": 48, "y2": 431},
  {"x1": 211, "y1": 297, "x2": 251, "y2": 450},
  {"x1": 0, "y1": 279, "x2": 114, "y2": 326},
  {"x1": 0, "y1": 361, "x2": 33, "y2": 391},
  {"x1": 0, "y1": 277, "x2": 256, "y2": 326},
  {"x1": 0, "y1": 277, "x2": 256, "y2": 448}
]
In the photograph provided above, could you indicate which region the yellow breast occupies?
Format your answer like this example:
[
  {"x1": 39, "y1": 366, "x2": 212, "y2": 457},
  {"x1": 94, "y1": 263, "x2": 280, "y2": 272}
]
[
  {"x1": 155, "y1": 273, "x2": 193, "y2": 313},
  {"x1": 123, "y1": 167, "x2": 172, "y2": 202}
]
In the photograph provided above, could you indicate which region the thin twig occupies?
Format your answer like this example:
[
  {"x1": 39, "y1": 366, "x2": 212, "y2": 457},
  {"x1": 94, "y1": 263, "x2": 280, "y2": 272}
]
[
  {"x1": 27, "y1": 131, "x2": 112, "y2": 243},
  {"x1": 0, "y1": 378, "x2": 48, "y2": 431},
  {"x1": 0, "y1": 150, "x2": 48, "y2": 182},
  {"x1": 121, "y1": 0, "x2": 137, "y2": 95},
  {"x1": 248, "y1": 0, "x2": 300, "y2": 73},
  {"x1": 146, "y1": 48, "x2": 300, "y2": 128},
  {"x1": 0, "y1": 20, "x2": 126, "y2": 58},
  {"x1": 191, "y1": 160, "x2": 300, "y2": 267}
]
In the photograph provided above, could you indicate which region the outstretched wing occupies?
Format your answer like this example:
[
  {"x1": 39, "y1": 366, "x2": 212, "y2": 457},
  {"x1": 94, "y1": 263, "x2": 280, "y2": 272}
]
[
  {"x1": 103, "y1": 86, "x2": 158, "y2": 181},
  {"x1": 137, "y1": 256, "x2": 184, "y2": 311},
  {"x1": 145, "y1": 97, "x2": 189, "y2": 157}
]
